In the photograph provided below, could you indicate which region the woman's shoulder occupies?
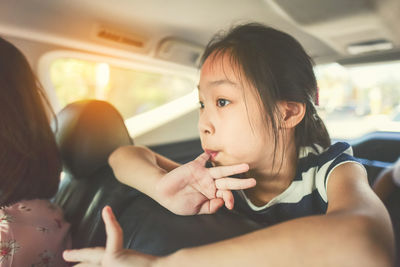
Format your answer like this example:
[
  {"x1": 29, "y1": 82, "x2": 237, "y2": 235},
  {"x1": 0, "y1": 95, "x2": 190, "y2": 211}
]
[
  {"x1": 1, "y1": 198, "x2": 68, "y2": 228},
  {"x1": 0, "y1": 199, "x2": 71, "y2": 266},
  {"x1": 2, "y1": 198, "x2": 62, "y2": 212}
]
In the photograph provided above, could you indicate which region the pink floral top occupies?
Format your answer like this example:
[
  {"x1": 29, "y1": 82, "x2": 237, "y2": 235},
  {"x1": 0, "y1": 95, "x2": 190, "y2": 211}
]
[{"x1": 0, "y1": 199, "x2": 71, "y2": 267}]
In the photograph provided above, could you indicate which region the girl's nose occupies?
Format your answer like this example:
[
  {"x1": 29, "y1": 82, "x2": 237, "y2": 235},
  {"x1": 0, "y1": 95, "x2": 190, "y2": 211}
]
[{"x1": 198, "y1": 113, "x2": 215, "y2": 135}]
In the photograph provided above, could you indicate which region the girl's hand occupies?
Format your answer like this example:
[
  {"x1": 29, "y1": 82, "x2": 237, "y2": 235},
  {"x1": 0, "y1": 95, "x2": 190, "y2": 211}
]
[
  {"x1": 63, "y1": 206, "x2": 157, "y2": 267},
  {"x1": 155, "y1": 152, "x2": 256, "y2": 215}
]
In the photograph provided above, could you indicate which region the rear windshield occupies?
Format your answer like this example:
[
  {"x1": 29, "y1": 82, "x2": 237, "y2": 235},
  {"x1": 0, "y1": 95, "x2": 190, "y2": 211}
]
[{"x1": 315, "y1": 60, "x2": 400, "y2": 140}]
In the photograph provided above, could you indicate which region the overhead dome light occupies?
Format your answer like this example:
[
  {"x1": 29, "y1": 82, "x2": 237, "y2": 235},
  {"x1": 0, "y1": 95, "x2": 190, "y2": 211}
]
[
  {"x1": 156, "y1": 38, "x2": 204, "y2": 67},
  {"x1": 347, "y1": 39, "x2": 393, "y2": 55}
]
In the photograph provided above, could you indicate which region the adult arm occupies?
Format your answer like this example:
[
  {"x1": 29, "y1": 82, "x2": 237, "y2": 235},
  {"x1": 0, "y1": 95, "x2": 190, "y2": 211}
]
[
  {"x1": 373, "y1": 168, "x2": 396, "y2": 202},
  {"x1": 373, "y1": 159, "x2": 400, "y2": 202},
  {"x1": 109, "y1": 145, "x2": 256, "y2": 215}
]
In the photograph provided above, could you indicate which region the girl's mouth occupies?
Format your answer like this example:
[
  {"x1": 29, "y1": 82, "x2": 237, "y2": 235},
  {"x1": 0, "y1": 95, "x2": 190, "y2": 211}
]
[{"x1": 205, "y1": 150, "x2": 219, "y2": 160}]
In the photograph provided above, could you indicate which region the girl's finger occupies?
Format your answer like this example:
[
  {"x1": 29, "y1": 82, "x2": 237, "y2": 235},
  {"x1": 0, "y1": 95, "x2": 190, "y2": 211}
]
[
  {"x1": 63, "y1": 247, "x2": 104, "y2": 263},
  {"x1": 216, "y1": 190, "x2": 234, "y2": 210},
  {"x1": 198, "y1": 198, "x2": 224, "y2": 214},
  {"x1": 102, "y1": 206, "x2": 123, "y2": 254},
  {"x1": 215, "y1": 178, "x2": 256, "y2": 190},
  {"x1": 209, "y1": 164, "x2": 249, "y2": 178},
  {"x1": 195, "y1": 152, "x2": 211, "y2": 166}
]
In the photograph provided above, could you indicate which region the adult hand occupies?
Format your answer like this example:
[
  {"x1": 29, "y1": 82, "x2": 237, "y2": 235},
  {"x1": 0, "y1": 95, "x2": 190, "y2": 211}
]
[
  {"x1": 63, "y1": 206, "x2": 158, "y2": 267},
  {"x1": 155, "y1": 152, "x2": 256, "y2": 215}
]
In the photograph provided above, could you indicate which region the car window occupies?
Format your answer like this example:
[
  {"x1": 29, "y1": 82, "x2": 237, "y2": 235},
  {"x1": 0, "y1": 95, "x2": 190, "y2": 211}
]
[
  {"x1": 49, "y1": 57, "x2": 197, "y2": 119},
  {"x1": 315, "y1": 61, "x2": 400, "y2": 140}
]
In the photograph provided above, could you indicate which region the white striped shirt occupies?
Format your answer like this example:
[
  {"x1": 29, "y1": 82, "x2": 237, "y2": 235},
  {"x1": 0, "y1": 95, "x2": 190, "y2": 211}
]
[{"x1": 233, "y1": 142, "x2": 364, "y2": 225}]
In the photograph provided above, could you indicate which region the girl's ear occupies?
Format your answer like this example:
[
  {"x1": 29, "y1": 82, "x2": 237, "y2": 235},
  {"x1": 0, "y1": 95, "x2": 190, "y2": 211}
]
[{"x1": 278, "y1": 101, "x2": 306, "y2": 129}]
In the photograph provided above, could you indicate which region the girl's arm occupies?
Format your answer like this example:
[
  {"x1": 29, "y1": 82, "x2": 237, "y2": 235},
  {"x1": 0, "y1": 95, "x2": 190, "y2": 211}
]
[
  {"x1": 108, "y1": 145, "x2": 171, "y2": 199},
  {"x1": 109, "y1": 145, "x2": 256, "y2": 215},
  {"x1": 156, "y1": 162, "x2": 395, "y2": 267}
]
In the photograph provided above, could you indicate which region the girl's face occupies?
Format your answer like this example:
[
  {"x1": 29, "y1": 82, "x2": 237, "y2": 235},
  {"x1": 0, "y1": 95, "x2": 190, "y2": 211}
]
[{"x1": 198, "y1": 54, "x2": 276, "y2": 171}]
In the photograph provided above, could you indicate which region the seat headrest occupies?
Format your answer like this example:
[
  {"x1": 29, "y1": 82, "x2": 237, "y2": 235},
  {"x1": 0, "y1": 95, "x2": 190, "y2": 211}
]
[{"x1": 54, "y1": 100, "x2": 133, "y2": 178}]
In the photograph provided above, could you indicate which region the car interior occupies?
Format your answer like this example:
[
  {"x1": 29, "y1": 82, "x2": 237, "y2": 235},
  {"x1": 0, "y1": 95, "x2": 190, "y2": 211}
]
[{"x1": 1, "y1": 0, "x2": 399, "y2": 262}]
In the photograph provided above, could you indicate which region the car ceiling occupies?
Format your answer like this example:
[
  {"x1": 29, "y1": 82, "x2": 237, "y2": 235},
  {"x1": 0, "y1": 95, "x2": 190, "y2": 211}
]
[{"x1": 0, "y1": 0, "x2": 399, "y2": 66}]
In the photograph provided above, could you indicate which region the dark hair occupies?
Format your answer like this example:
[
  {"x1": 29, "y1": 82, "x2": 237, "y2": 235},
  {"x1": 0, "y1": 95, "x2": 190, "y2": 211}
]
[
  {"x1": 200, "y1": 23, "x2": 330, "y2": 160},
  {"x1": 0, "y1": 37, "x2": 61, "y2": 206}
]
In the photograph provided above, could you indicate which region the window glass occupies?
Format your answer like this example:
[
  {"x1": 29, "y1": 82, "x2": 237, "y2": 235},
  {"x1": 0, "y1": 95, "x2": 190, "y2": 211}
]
[
  {"x1": 315, "y1": 61, "x2": 400, "y2": 140},
  {"x1": 50, "y1": 58, "x2": 196, "y2": 119}
]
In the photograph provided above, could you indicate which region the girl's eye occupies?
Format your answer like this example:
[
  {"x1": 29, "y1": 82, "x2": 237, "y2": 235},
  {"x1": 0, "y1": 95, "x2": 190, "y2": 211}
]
[
  {"x1": 199, "y1": 101, "x2": 204, "y2": 109},
  {"x1": 217, "y1": 99, "x2": 231, "y2": 107}
]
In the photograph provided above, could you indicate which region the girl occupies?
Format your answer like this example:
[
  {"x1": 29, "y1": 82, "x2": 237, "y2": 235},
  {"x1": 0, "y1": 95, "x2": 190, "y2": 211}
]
[
  {"x1": 0, "y1": 37, "x2": 71, "y2": 266},
  {"x1": 64, "y1": 23, "x2": 394, "y2": 266}
]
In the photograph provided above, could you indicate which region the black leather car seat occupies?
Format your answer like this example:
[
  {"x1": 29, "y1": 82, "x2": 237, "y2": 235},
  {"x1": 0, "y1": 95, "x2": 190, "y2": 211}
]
[{"x1": 53, "y1": 100, "x2": 139, "y2": 248}]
